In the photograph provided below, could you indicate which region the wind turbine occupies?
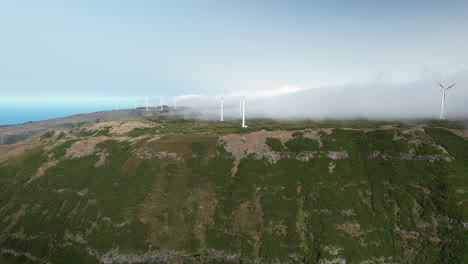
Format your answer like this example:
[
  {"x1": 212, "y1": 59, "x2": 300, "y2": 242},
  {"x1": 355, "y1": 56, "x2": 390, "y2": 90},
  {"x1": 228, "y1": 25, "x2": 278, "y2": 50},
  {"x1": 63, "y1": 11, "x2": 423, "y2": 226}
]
[
  {"x1": 436, "y1": 81, "x2": 456, "y2": 120},
  {"x1": 145, "y1": 98, "x2": 149, "y2": 111},
  {"x1": 241, "y1": 96, "x2": 246, "y2": 128},
  {"x1": 220, "y1": 97, "x2": 224, "y2": 121},
  {"x1": 174, "y1": 97, "x2": 177, "y2": 110},
  {"x1": 160, "y1": 96, "x2": 163, "y2": 111}
]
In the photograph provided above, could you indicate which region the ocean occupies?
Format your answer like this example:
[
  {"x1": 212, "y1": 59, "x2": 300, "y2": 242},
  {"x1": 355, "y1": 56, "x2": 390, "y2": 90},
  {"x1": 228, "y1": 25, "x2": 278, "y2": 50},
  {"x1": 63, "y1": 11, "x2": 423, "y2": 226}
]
[{"x1": 0, "y1": 105, "x2": 118, "y2": 126}]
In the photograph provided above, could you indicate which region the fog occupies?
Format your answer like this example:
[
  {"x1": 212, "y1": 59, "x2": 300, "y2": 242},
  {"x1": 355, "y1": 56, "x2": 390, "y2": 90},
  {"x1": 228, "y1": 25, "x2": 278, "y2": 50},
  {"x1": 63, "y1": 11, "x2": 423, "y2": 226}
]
[{"x1": 168, "y1": 70, "x2": 467, "y2": 121}]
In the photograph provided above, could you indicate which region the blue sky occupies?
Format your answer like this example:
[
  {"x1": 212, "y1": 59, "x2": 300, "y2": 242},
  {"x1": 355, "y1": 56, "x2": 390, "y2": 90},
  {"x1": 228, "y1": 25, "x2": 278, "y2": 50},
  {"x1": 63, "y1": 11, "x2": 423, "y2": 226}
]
[{"x1": 1, "y1": 0, "x2": 467, "y2": 106}]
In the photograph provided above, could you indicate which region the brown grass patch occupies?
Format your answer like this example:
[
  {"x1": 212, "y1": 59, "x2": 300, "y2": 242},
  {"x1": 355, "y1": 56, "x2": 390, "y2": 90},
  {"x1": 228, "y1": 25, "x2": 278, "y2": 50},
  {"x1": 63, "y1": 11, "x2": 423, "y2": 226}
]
[
  {"x1": 445, "y1": 128, "x2": 468, "y2": 139},
  {"x1": 94, "y1": 152, "x2": 108, "y2": 167},
  {"x1": 221, "y1": 130, "x2": 294, "y2": 176},
  {"x1": 28, "y1": 159, "x2": 59, "y2": 183},
  {"x1": 337, "y1": 221, "x2": 361, "y2": 237},
  {"x1": 81, "y1": 120, "x2": 156, "y2": 135},
  {"x1": 0, "y1": 145, "x2": 28, "y2": 162},
  {"x1": 221, "y1": 130, "x2": 294, "y2": 160},
  {"x1": 328, "y1": 161, "x2": 336, "y2": 173},
  {"x1": 1, "y1": 204, "x2": 28, "y2": 238},
  {"x1": 66, "y1": 136, "x2": 109, "y2": 158}
]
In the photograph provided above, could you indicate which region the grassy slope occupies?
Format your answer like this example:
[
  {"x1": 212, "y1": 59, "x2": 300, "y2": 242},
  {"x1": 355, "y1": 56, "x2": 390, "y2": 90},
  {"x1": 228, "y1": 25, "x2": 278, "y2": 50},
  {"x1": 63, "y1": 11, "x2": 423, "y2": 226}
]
[{"x1": 0, "y1": 118, "x2": 467, "y2": 263}]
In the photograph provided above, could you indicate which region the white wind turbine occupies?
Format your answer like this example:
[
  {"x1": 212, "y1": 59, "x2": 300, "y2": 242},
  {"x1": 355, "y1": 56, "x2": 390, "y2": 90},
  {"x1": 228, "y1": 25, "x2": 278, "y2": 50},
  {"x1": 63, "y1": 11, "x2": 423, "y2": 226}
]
[
  {"x1": 160, "y1": 96, "x2": 163, "y2": 111},
  {"x1": 145, "y1": 97, "x2": 149, "y2": 111},
  {"x1": 436, "y1": 81, "x2": 456, "y2": 120},
  {"x1": 241, "y1": 96, "x2": 246, "y2": 128},
  {"x1": 220, "y1": 97, "x2": 224, "y2": 121},
  {"x1": 174, "y1": 97, "x2": 177, "y2": 110}
]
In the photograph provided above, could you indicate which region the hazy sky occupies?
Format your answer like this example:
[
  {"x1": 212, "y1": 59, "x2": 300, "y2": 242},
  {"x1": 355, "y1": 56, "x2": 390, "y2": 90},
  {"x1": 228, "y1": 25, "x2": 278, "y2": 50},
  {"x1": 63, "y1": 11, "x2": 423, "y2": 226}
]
[{"x1": 1, "y1": 1, "x2": 467, "y2": 116}]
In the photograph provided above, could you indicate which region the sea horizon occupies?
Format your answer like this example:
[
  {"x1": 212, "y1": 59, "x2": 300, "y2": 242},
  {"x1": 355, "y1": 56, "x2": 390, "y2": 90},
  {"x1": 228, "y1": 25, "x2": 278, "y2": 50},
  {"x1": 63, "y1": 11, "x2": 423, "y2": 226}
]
[{"x1": 0, "y1": 105, "x2": 121, "y2": 126}]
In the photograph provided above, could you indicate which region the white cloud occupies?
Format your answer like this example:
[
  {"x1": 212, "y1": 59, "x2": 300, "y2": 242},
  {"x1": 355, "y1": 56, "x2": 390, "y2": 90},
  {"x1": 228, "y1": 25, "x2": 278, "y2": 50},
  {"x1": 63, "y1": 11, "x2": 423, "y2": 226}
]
[
  {"x1": 172, "y1": 70, "x2": 468, "y2": 120},
  {"x1": 227, "y1": 85, "x2": 307, "y2": 98}
]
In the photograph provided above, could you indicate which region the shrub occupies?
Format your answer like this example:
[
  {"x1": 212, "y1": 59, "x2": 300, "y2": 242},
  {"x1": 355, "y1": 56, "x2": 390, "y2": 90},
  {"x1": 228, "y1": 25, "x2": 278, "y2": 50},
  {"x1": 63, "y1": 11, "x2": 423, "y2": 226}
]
[
  {"x1": 190, "y1": 142, "x2": 209, "y2": 156},
  {"x1": 266, "y1": 137, "x2": 284, "y2": 152},
  {"x1": 285, "y1": 137, "x2": 319, "y2": 152},
  {"x1": 292, "y1": 131, "x2": 304, "y2": 137}
]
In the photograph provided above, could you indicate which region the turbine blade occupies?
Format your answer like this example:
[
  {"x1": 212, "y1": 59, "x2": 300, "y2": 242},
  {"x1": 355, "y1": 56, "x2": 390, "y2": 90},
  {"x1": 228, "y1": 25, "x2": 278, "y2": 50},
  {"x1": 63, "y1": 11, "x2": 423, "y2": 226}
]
[
  {"x1": 436, "y1": 81, "x2": 444, "y2": 89},
  {"x1": 445, "y1": 83, "x2": 456, "y2": 90}
]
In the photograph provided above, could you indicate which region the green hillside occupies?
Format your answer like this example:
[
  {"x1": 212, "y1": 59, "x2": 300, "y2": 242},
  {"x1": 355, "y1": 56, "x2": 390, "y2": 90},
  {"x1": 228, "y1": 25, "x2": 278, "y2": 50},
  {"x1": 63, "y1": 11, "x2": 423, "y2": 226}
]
[{"x1": 0, "y1": 116, "x2": 467, "y2": 263}]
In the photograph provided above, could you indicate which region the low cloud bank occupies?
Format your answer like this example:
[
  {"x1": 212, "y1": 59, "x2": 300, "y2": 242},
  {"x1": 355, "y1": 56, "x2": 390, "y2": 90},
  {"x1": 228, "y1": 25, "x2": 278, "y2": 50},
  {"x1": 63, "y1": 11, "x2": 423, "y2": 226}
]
[{"x1": 171, "y1": 70, "x2": 467, "y2": 120}]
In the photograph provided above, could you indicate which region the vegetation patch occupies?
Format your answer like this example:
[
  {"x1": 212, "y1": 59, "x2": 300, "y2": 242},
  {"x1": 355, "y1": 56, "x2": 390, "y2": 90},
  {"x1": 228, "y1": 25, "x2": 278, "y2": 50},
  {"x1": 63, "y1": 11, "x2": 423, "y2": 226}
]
[
  {"x1": 265, "y1": 137, "x2": 284, "y2": 152},
  {"x1": 284, "y1": 136, "x2": 319, "y2": 152}
]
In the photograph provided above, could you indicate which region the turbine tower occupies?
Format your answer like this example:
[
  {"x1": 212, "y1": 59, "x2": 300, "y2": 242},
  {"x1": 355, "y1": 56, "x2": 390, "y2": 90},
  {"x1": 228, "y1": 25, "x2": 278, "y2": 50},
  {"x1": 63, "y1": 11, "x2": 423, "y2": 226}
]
[
  {"x1": 174, "y1": 97, "x2": 177, "y2": 110},
  {"x1": 220, "y1": 97, "x2": 224, "y2": 122},
  {"x1": 241, "y1": 96, "x2": 246, "y2": 128},
  {"x1": 160, "y1": 96, "x2": 163, "y2": 111},
  {"x1": 239, "y1": 96, "x2": 243, "y2": 118},
  {"x1": 145, "y1": 98, "x2": 149, "y2": 111},
  {"x1": 436, "y1": 81, "x2": 456, "y2": 120}
]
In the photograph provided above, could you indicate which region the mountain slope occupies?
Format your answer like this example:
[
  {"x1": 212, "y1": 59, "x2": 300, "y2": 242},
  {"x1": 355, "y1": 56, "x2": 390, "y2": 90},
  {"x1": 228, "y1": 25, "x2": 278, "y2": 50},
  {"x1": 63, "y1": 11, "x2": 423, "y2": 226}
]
[{"x1": 0, "y1": 116, "x2": 467, "y2": 263}]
